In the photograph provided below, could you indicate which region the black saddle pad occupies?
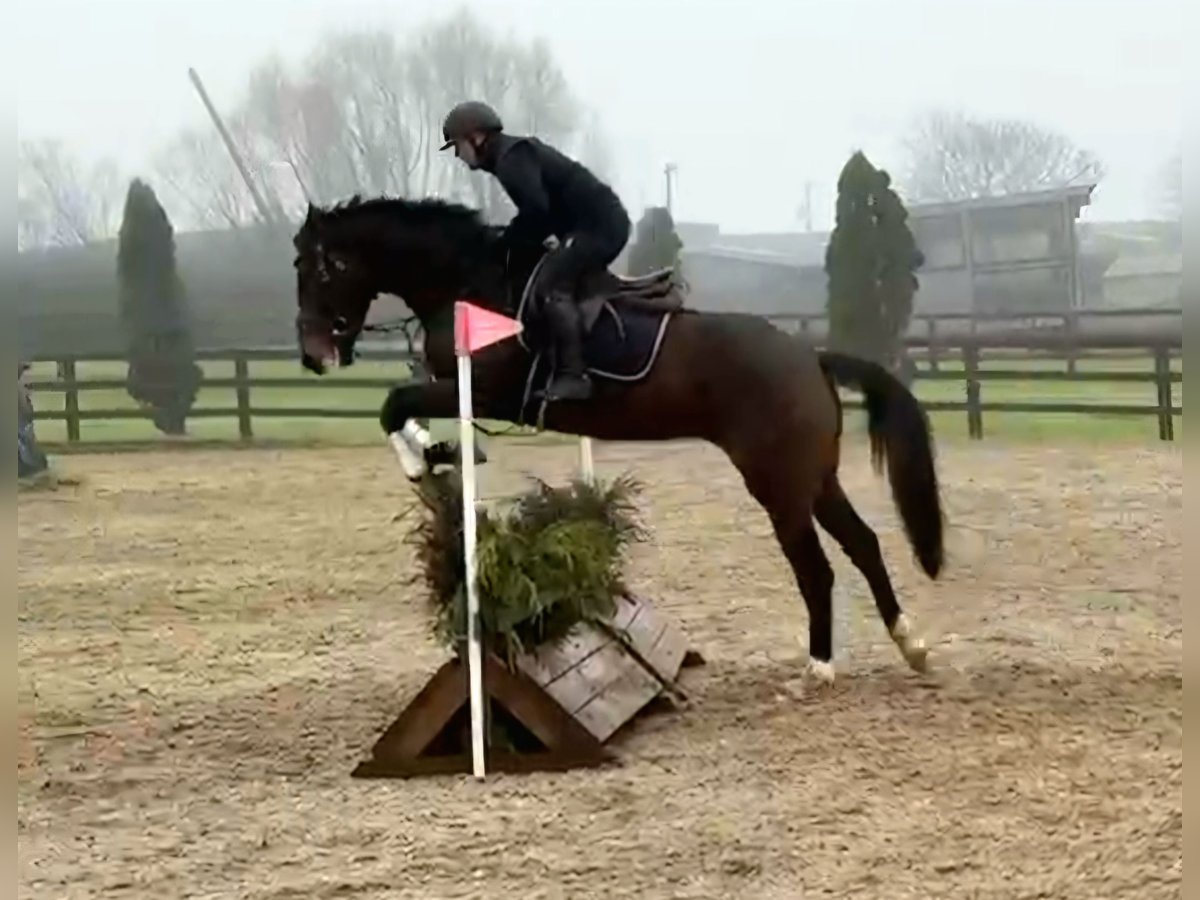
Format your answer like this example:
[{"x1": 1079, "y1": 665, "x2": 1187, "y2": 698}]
[{"x1": 518, "y1": 294, "x2": 672, "y2": 379}]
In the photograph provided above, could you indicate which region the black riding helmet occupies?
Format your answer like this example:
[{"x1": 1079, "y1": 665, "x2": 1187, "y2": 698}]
[{"x1": 440, "y1": 101, "x2": 504, "y2": 150}]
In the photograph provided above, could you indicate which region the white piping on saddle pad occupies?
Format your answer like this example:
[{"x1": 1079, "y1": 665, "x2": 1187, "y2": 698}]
[
  {"x1": 589, "y1": 311, "x2": 673, "y2": 382},
  {"x1": 515, "y1": 251, "x2": 673, "y2": 381}
]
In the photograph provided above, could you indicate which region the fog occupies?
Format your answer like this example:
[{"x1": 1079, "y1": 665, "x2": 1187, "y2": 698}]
[{"x1": 15, "y1": 0, "x2": 1187, "y2": 232}]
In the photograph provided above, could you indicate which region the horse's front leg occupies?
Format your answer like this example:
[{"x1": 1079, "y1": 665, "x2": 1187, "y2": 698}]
[{"x1": 380, "y1": 379, "x2": 463, "y2": 480}]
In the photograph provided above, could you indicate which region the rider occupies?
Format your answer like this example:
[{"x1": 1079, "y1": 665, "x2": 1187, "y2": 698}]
[{"x1": 440, "y1": 100, "x2": 631, "y2": 401}]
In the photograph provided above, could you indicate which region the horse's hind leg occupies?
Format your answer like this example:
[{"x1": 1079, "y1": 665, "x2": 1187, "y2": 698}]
[
  {"x1": 813, "y1": 475, "x2": 929, "y2": 672},
  {"x1": 735, "y1": 456, "x2": 837, "y2": 684}
]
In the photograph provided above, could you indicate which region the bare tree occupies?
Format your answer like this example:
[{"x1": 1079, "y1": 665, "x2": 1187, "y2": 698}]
[
  {"x1": 18, "y1": 140, "x2": 123, "y2": 247},
  {"x1": 573, "y1": 110, "x2": 615, "y2": 184},
  {"x1": 153, "y1": 125, "x2": 263, "y2": 230},
  {"x1": 507, "y1": 38, "x2": 578, "y2": 142},
  {"x1": 303, "y1": 30, "x2": 429, "y2": 200},
  {"x1": 410, "y1": 9, "x2": 522, "y2": 214},
  {"x1": 155, "y1": 10, "x2": 595, "y2": 228},
  {"x1": 900, "y1": 111, "x2": 1105, "y2": 203}
]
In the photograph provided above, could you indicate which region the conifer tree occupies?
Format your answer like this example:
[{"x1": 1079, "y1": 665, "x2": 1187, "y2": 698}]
[
  {"x1": 117, "y1": 179, "x2": 201, "y2": 435},
  {"x1": 825, "y1": 151, "x2": 922, "y2": 376}
]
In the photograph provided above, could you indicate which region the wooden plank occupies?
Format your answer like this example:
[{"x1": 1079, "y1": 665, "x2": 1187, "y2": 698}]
[
  {"x1": 611, "y1": 594, "x2": 642, "y2": 630},
  {"x1": 32, "y1": 368, "x2": 1184, "y2": 392},
  {"x1": 543, "y1": 640, "x2": 632, "y2": 719},
  {"x1": 61, "y1": 359, "x2": 80, "y2": 443},
  {"x1": 618, "y1": 600, "x2": 667, "y2": 663},
  {"x1": 1154, "y1": 348, "x2": 1175, "y2": 442},
  {"x1": 481, "y1": 654, "x2": 613, "y2": 763},
  {"x1": 234, "y1": 356, "x2": 253, "y2": 441},
  {"x1": 529, "y1": 652, "x2": 608, "y2": 713},
  {"x1": 31, "y1": 400, "x2": 1185, "y2": 431},
  {"x1": 918, "y1": 369, "x2": 1169, "y2": 383},
  {"x1": 612, "y1": 595, "x2": 690, "y2": 688},
  {"x1": 517, "y1": 625, "x2": 610, "y2": 687},
  {"x1": 353, "y1": 654, "x2": 616, "y2": 779},
  {"x1": 517, "y1": 596, "x2": 637, "y2": 688},
  {"x1": 963, "y1": 345, "x2": 983, "y2": 439},
  {"x1": 353, "y1": 659, "x2": 466, "y2": 773},
  {"x1": 26, "y1": 377, "x2": 404, "y2": 391},
  {"x1": 572, "y1": 662, "x2": 662, "y2": 742},
  {"x1": 515, "y1": 597, "x2": 669, "y2": 739},
  {"x1": 570, "y1": 639, "x2": 638, "y2": 703},
  {"x1": 643, "y1": 616, "x2": 690, "y2": 682}
]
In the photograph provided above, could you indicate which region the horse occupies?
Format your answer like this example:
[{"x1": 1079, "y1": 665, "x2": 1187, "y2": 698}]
[{"x1": 292, "y1": 195, "x2": 946, "y2": 685}]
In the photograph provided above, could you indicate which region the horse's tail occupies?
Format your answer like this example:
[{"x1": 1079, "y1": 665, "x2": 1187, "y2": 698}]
[{"x1": 818, "y1": 352, "x2": 945, "y2": 579}]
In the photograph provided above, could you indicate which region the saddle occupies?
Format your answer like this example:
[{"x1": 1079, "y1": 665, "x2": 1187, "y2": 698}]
[
  {"x1": 512, "y1": 258, "x2": 682, "y2": 421},
  {"x1": 574, "y1": 266, "x2": 684, "y2": 332}
]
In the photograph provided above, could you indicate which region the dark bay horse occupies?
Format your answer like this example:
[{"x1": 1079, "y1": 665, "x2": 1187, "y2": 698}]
[{"x1": 292, "y1": 195, "x2": 946, "y2": 683}]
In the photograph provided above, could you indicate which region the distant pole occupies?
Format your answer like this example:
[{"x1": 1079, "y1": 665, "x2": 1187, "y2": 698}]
[
  {"x1": 664, "y1": 163, "x2": 678, "y2": 214},
  {"x1": 804, "y1": 181, "x2": 814, "y2": 232},
  {"x1": 187, "y1": 67, "x2": 278, "y2": 225}
]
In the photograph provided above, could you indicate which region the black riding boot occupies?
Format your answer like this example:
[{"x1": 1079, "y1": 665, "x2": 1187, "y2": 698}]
[{"x1": 544, "y1": 296, "x2": 593, "y2": 401}]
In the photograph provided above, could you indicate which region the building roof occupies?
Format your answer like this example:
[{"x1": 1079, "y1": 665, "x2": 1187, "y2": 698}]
[
  {"x1": 681, "y1": 244, "x2": 814, "y2": 270},
  {"x1": 699, "y1": 231, "x2": 830, "y2": 266},
  {"x1": 907, "y1": 183, "x2": 1097, "y2": 219}
]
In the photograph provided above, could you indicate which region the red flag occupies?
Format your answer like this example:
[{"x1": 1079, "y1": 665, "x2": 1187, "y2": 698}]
[{"x1": 454, "y1": 301, "x2": 524, "y2": 356}]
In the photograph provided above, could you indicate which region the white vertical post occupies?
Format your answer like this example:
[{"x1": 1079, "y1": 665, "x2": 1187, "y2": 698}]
[
  {"x1": 456, "y1": 352, "x2": 487, "y2": 780},
  {"x1": 578, "y1": 437, "x2": 595, "y2": 485}
]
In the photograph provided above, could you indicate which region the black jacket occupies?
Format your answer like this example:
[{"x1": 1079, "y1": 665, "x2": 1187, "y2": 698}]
[{"x1": 480, "y1": 134, "x2": 629, "y2": 247}]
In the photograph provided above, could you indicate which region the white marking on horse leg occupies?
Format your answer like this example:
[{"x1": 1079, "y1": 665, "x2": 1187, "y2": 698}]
[
  {"x1": 401, "y1": 419, "x2": 432, "y2": 449},
  {"x1": 388, "y1": 420, "x2": 430, "y2": 481},
  {"x1": 890, "y1": 613, "x2": 929, "y2": 672},
  {"x1": 807, "y1": 658, "x2": 836, "y2": 685}
]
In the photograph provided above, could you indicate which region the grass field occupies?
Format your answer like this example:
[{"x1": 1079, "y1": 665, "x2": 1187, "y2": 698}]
[{"x1": 24, "y1": 351, "x2": 1183, "y2": 447}]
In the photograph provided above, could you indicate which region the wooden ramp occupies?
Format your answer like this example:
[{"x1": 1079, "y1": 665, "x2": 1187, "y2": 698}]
[
  {"x1": 515, "y1": 593, "x2": 696, "y2": 741},
  {"x1": 352, "y1": 593, "x2": 703, "y2": 778}
]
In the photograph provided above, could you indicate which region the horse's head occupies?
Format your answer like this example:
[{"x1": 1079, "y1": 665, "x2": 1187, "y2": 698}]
[
  {"x1": 292, "y1": 195, "x2": 502, "y2": 374},
  {"x1": 292, "y1": 201, "x2": 380, "y2": 375}
]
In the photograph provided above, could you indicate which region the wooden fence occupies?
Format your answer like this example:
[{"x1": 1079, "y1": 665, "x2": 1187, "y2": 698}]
[
  {"x1": 776, "y1": 305, "x2": 1182, "y2": 336},
  {"x1": 772, "y1": 306, "x2": 1183, "y2": 376},
  {"x1": 27, "y1": 328, "x2": 1183, "y2": 444}
]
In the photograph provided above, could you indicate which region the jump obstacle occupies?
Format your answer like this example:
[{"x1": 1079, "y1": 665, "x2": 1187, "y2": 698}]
[
  {"x1": 353, "y1": 435, "x2": 705, "y2": 779},
  {"x1": 358, "y1": 304, "x2": 705, "y2": 778},
  {"x1": 353, "y1": 589, "x2": 705, "y2": 777}
]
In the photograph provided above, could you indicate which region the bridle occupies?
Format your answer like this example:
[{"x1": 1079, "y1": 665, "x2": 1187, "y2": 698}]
[
  {"x1": 301, "y1": 233, "x2": 536, "y2": 437},
  {"x1": 361, "y1": 313, "x2": 425, "y2": 359}
]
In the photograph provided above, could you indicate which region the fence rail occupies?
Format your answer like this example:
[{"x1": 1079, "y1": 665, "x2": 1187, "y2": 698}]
[{"x1": 27, "y1": 328, "x2": 1183, "y2": 444}]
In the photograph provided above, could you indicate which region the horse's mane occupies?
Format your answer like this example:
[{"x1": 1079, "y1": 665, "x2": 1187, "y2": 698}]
[{"x1": 317, "y1": 194, "x2": 494, "y2": 247}]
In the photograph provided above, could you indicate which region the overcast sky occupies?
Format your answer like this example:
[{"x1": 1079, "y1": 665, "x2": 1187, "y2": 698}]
[{"x1": 15, "y1": 0, "x2": 1187, "y2": 232}]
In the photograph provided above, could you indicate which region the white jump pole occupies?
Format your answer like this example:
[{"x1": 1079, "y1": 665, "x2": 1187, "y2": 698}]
[
  {"x1": 452, "y1": 300, "x2": 525, "y2": 780},
  {"x1": 455, "y1": 350, "x2": 487, "y2": 780},
  {"x1": 578, "y1": 437, "x2": 595, "y2": 485}
]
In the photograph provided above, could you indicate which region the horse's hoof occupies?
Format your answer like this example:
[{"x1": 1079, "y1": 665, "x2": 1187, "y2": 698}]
[
  {"x1": 806, "y1": 658, "x2": 836, "y2": 686},
  {"x1": 903, "y1": 640, "x2": 930, "y2": 673},
  {"x1": 890, "y1": 614, "x2": 930, "y2": 673}
]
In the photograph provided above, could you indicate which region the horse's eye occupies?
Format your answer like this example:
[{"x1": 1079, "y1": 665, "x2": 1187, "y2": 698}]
[{"x1": 332, "y1": 316, "x2": 349, "y2": 333}]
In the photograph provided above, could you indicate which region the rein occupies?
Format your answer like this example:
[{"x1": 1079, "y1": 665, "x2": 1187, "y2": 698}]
[
  {"x1": 358, "y1": 264, "x2": 533, "y2": 440},
  {"x1": 361, "y1": 313, "x2": 424, "y2": 354}
]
